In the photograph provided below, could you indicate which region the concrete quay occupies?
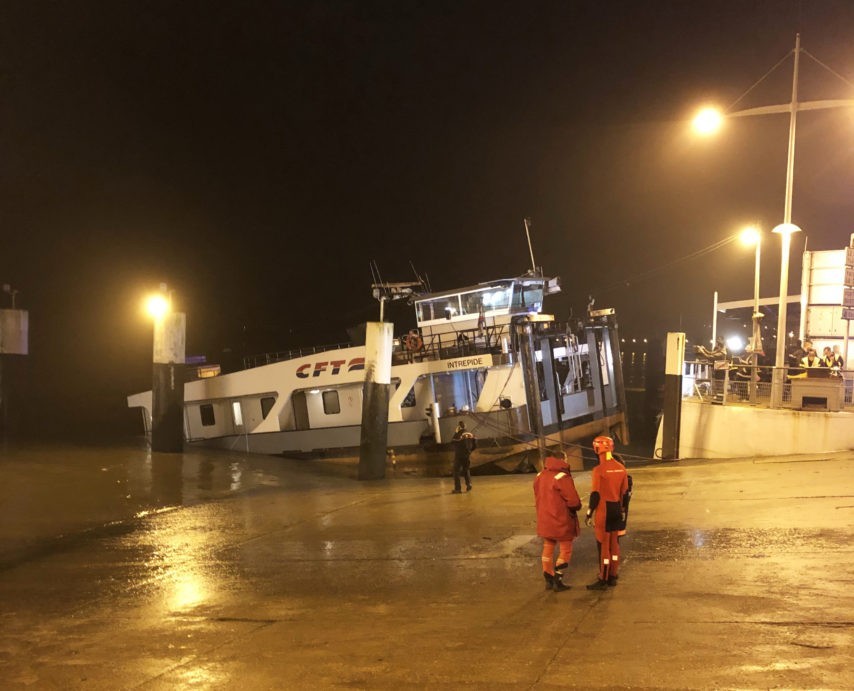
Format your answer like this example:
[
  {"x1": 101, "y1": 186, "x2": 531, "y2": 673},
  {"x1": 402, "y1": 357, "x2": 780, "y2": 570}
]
[{"x1": 0, "y1": 441, "x2": 852, "y2": 689}]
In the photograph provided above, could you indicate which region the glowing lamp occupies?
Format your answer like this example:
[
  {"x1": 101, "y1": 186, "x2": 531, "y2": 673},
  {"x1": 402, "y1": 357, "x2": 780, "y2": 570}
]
[
  {"x1": 692, "y1": 107, "x2": 723, "y2": 136},
  {"x1": 772, "y1": 223, "x2": 801, "y2": 237},
  {"x1": 145, "y1": 294, "x2": 170, "y2": 320},
  {"x1": 739, "y1": 225, "x2": 761, "y2": 246},
  {"x1": 726, "y1": 335, "x2": 745, "y2": 353}
]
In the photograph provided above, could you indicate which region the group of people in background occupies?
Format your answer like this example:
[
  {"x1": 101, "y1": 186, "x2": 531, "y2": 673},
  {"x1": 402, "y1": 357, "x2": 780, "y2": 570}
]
[
  {"x1": 695, "y1": 337, "x2": 846, "y2": 381},
  {"x1": 788, "y1": 339, "x2": 845, "y2": 377},
  {"x1": 533, "y1": 436, "x2": 632, "y2": 592}
]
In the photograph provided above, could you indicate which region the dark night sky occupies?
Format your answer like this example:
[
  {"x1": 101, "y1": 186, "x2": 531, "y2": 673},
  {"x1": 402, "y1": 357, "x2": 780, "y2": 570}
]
[{"x1": 1, "y1": 1, "x2": 853, "y2": 432}]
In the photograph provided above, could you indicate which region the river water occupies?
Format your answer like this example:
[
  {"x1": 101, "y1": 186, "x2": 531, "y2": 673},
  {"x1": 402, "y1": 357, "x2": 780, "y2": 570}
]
[{"x1": 0, "y1": 440, "x2": 329, "y2": 568}]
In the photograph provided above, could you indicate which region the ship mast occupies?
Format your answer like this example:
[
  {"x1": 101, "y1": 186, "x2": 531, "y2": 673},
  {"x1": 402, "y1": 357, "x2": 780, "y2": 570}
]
[{"x1": 523, "y1": 218, "x2": 540, "y2": 276}]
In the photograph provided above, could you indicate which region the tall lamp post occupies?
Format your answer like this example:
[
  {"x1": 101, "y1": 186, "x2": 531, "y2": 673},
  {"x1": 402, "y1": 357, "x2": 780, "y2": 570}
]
[
  {"x1": 692, "y1": 33, "x2": 854, "y2": 408},
  {"x1": 770, "y1": 223, "x2": 800, "y2": 406},
  {"x1": 739, "y1": 226, "x2": 762, "y2": 403}
]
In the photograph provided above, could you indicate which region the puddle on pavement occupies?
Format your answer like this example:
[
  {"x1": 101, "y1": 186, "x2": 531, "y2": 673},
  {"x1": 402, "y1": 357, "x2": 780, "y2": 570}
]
[{"x1": 625, "y1": 528, "x2": 841, "y2": 561}]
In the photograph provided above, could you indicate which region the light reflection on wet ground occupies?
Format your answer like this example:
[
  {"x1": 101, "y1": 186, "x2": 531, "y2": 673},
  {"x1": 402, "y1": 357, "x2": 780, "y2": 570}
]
[
  {"x1": 1, "y1": 441, "x2": 852, "y2": 688},
  {"x1": 0, "y1": 440, "x2": 330, "y2": 569},
  {"x1": 625, "y1": 527, "x2": 845, "y2": 560}
]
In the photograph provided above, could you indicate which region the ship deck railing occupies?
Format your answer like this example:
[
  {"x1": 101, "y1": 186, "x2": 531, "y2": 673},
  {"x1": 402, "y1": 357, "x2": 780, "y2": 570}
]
[
  {"x1": 242, "y1": 342, "x2": 354, "y2": 370},
  {"x1": 394, "y1": 325, "x2": 511, "y2": 364},
  {"x1": 241, "y1": 320, "x2": 586, "y2": 371},
  {"x1": 682, "y1": 360, "x2": 854, "y2": 410},
  {"x1": 393, "y1": 321, "x2": 586, "y2": 364}
]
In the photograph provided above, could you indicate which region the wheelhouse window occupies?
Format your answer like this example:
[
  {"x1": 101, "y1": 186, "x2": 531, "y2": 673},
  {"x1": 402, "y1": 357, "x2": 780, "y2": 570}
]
[
  {"x1": 461, "y1": 283, "x2": 511, "y2": 315},
  {"x1": 481, "y1": 284, "x2": 512, "y2": 310},
  {"x1": 322, "y1": 390, "x2": 340, "y2": 415},
  {"x1": 200, "y1": 404, "x2": 215, "y2": 426},
  {"x1": 416, "y1": 280, "x2": 520, "y2": 324},
  {"x1": 416, "y1": 295, "x2": 463, "y2": 323},
  {"x1": 511, "y1": 283, "x2": 544, "y2": 312},
  {"x1": 261, "y1": 396, "x2": 276, "y2": 419}
]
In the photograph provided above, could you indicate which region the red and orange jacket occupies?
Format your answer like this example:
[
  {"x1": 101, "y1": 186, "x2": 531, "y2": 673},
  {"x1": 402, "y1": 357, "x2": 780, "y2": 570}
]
[
  {"x1": 534, "y1": 456, "x2": 582, "y2": 540},
  {"x1": 589, "y1": 455, "x2": 630, "y2": 540}
]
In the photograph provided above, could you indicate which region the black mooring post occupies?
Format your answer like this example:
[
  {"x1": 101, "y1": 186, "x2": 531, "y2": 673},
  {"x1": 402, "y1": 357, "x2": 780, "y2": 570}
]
[
  {"x1": 516, "y1": 319, "x2": 545, "y2": 469},
  {"x1": 0, "y1": 307, "x2": 29, "y2": 440},
  {"x1": 359, "y1": 322, "x2": 393, "y2": 480},
  {"x1": 151, "y1": 311, "x2": 186, "y2": 453},
  {"x1": 661, "y1": 332, "x2": 685, "y2": 461}
]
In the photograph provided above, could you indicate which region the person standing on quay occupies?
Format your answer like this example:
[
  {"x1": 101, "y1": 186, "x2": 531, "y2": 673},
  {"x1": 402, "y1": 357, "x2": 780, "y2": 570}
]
[
  {"x1": 831, "y1": 344, "x2": 844, "y2": 370},
  {"x1": 585, "y1": 436, "x2": 629, "y2": 590},
  {"x1": 450, "y1": 421, "x2": 476, "y2": 494},
  {"x1": 534, "y1": 449, "x2": 582, "y2": 592}
]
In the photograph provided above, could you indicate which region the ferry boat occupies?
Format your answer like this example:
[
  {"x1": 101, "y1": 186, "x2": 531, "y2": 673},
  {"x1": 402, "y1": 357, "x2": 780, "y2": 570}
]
[{"x1": 127, "y1": 271, "x2": 629, "y2": 462}]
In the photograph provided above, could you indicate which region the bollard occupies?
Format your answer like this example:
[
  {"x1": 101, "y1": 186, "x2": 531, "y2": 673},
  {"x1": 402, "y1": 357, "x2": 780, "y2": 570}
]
[
  {"x1": 358, "y1": 322, "x2": 393, "y2": 480},
  {"x1": 151, "y1": 311, "x2": 186, "y2": 453}
]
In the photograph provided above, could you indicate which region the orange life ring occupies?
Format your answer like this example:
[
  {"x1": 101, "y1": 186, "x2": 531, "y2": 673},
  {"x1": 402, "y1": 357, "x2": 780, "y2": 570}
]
[{"x1": 405, "y1": 330, "x2": 423, "y2": 351}]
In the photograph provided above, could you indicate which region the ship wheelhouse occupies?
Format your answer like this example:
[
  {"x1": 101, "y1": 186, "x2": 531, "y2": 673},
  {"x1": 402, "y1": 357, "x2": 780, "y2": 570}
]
[{"x1": 413, "y1": 276, "x2": 557, "y2": 336}]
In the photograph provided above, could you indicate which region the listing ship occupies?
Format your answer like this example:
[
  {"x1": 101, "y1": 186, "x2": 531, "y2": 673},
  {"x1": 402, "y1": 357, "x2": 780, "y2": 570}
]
[{"x1": 127, "y1": 271, "x2": 629, "y2": 465}]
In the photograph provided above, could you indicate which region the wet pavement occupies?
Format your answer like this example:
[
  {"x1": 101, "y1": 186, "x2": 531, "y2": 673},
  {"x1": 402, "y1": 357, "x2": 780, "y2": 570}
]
[{"x1": 1, "y1": 441, "x2": 852, "y2": 689}]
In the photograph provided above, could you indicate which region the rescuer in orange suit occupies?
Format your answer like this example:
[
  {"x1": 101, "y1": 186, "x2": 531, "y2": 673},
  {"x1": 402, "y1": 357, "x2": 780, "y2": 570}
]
[
  {"x1": 585, "y1": 436, "x2": 629, "y2": 590},
  {"x1": 534, "y1": 449, "x2": 582, "y2": 592}
]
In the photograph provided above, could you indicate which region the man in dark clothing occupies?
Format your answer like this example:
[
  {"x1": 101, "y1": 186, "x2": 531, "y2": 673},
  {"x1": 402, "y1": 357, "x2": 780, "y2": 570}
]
[
  {"x1": 788, "y1": 340, "x2": 806, "y2": 364},
  {"x1": 451, "y1": 421, "x2": 476, "y2": 494}
]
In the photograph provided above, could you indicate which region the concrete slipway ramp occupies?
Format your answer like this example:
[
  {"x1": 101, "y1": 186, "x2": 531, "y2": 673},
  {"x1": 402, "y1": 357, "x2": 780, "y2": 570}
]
[{"x1": 0, "y1": 441, "x2": 851, "y2": 688}]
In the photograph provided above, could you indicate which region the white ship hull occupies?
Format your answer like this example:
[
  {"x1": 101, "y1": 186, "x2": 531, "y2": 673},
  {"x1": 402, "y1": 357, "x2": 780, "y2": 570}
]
[{"x1": 129, "y1": 274, "x2": 629, "y2": 458}]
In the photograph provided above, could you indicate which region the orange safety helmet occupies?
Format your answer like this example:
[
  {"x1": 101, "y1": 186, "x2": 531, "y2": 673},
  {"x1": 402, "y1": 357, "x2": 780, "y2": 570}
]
[{"x1": 592, "y1": 435, "x2": 614, "y2": 455}]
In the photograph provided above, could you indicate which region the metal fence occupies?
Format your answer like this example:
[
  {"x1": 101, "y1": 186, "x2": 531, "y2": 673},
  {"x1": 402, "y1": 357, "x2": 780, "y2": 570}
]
[{"x1": 683, "y1": 360, "x2": 853, "y2": 409}]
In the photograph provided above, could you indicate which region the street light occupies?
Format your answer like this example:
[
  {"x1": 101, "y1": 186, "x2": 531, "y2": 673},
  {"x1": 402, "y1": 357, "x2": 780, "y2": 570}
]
[
  {"x1": 739, "y1": 226, "x2": 762, "y2": 327},
  {"x1": 145, "y1": 293, "x2": 170, "y2": 321},
  {"x1": 690, "y1": 34, "x2": 854, "y2": 407},
  {"x1": 739, "y1": 225, "x2": 762, "y2": 402},
  {"x1": 691, "y1": 107, "x2": 724, "y2": 136},
  {"x1": 771, "y1": 222, "x2": 801, "y2": 407}
]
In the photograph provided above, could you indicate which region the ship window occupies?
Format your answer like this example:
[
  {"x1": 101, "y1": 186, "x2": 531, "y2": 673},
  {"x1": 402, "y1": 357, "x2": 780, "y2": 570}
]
[
  {"x1": 481, "y1": 285, "x2": 511, "y2": 310},
  {"x1": 200, "y1": 404, "x2": 215, "y2": 426},
  {"x1": 460, "y1": 292, "x2": 481, "y2": 315},
  {"x1": 401, "y1": 387, "x2": 416, "y2": 408},
  {"x1": 322, "y1": 390, "x2": 340, "y2": 415},
  {"x1": 261, "y1": 396, "x2": 276, "y2": 419},
  {"x1": 415, "y1": 301, "x2": 431, "y2": 322},
  {"x1": 462, "y1": 286, "x2": 510, "y2": 315},
  {"x1": 232, "y1": 401, "x2": 243, "y2": 426},
  {"x1": 417, "y1": 295, "x2": 462, "y2": 322},
  {"x1": 441, "y1": 295, "x2": 461, "y2": 319},
  {"x1": 511, "y1": 284, "x2": 544, "y2": 312}
]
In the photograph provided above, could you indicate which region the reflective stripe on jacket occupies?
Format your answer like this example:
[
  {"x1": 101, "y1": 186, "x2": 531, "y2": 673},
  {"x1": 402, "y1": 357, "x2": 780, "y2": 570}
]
[
  {"x1": 534, "y1": 456, "x2": 582, "y2": 540},
  {"x1": 591, "y1": 456, "x2": 629, "y2": 541}
]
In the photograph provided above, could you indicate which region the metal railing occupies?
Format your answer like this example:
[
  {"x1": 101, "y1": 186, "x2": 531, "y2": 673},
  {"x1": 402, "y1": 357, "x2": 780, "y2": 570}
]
[
  {"x1": 393, "y1": 324, "x2": 512, "y2": 364},
  {"x1": 240, "y1": 326, "x2": 508, "y2": 371},
  {"x1": 242, "y1": 342, "x2": 353, "y2": 370},
  {"x1": 240, "y1": 321, "x2": 587, "y2": 373},
  {"x1": 683, "y1": 360, "x2": 853, "y2": 409}
]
